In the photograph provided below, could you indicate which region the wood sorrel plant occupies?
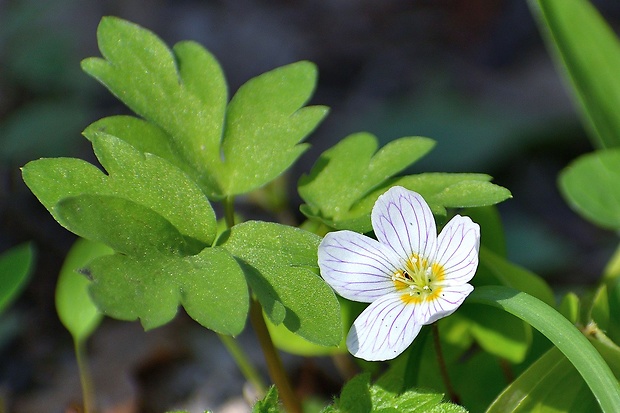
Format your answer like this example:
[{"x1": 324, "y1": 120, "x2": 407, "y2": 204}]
[{"x1": 19, "y1": 4, "x2": 620, "y2": 411}]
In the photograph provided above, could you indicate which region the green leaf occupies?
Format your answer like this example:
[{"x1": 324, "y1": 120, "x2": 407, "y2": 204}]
[
  {"x1": 299, "y1": 132, "x2": 511, "y2": 232},
  {"x1": 22, "y1": 133, "x2": 217, "y2": 246},
  {"x1": 606, "y1": 278, "x2": 620, "y2": 343},
  {"x1": 487, "y1": 326, "x2": 620, "y2": 413},
  {"x1": 221, "y1": 61, "x2": 328, "y2": 195},
  {"x1": 394, "y1": 173, "x2": 512, "y2": 216},
  {"x1": 56, "y1": 238, "x2": 110, "y2": 342},
  {"x1": 486, "y1": 346, "x2": 598, "y2": 413},
  {"x1": 468, "y1": 286, "x2": 620, "y2": 413},
  {"x1": 338, "y1": 373, "x2": 373, "y2": 413},
  {"x1": 530, "y1": 0, "x2": 620, "y2": 148},
  {"x1": 559, "y1": 292, "x2": 580, "y2": 324},
  {"x1": 299, "y1": 132, "x2": 435, "y2": 232},
  {"x1": 82, "y1": 17, "x2": 325, "y2": 198},
  {"x1": 331, "y1": 372, "x2": 468, "y2": 413},
  {"x1": 559, "y1": 148, "x2": 620, "y2": 230},
  {"x1": 477, "y1": 247, "x2": 555, "y2": 307},
  {"x1": 52, "y1": 195, "x2": 248, "y2": 334},
  {"x1": 0, "y1": 243, "x2": 34, "y2": 314},
  {"x1": 252, "y1": 386, "x2": 280, "y2": 413},
  {"x1": 460, "y1": 305, "x2": 532, "y2": 363},
  {"x1": 590, "y1": 284, "x2": 610, "y2": 330},
  {"x1": 55, "y1": 195, "x2": 203, "y2": 257},
  {"x1": 221, "y1": 221, "x2": 341, "y2": 346},
  {"x1": 88, "y1": 246, "x2": 248, "y2": 334}
]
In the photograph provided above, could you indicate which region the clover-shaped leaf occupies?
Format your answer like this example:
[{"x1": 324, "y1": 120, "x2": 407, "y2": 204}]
[
  {"x1": 82, "y1": 17, "x2": 327, "y2": 199},
  {"x1": 55, "y1": 194, "x2": 248, "y2": 333},
  {"x1": 221, "y1": 221, "x2": 341, "y2": 346},
  {"x1": 299, "y1": 132, "x2": 511, "y2": 233}
]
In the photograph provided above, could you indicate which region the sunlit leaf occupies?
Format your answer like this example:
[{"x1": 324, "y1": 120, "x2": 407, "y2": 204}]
[
  {"x1": 299, "y1": 132, "x2": 510, "y2": 233},
  {"x1": 22, "y1": 133, "x2": 217, "y2": 246},
  {"x1": 82, "y1": 17, "x2": 325, "y2": 198},
  {"x1": 221, "y1": 221, "x2": 341, "y2": 346},
  {"x1": 53, "y1": 195, "x2": 247, "y2": 334}
]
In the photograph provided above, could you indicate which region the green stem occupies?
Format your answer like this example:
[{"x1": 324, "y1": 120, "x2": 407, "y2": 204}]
[
  {"x1": 75, "y1": 338, "x2": 95, "y2": 413},
  {"x1": 249, "y1": 298, "x2": 301, "y2": 413},
  {"x1": 218, "y1": 333, "x2": 267, "y2": 395},
  {"x1": 224, "y1": 196, "x2": 236, "y2": 228},
  {"x1": 432, "y1": 323, "x2": 460, "y2": 404}
]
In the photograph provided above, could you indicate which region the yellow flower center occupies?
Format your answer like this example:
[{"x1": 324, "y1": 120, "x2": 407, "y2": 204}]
[{"x1": 392, "y1": 254, "x2": 445, "y2": 304}]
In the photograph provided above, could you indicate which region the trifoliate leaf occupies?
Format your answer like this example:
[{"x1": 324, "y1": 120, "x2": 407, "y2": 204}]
[
  {"x1": 221, "y1": 221, "x2": 341, "y2": 346},
  {"x1": 299, "y1": 132, "x2": 434, "y2": 231},
  {"x1": 52, "y1": 195, "x2": 247, "y2": 334},
  {"x1": 82, "y1": 17, "x2": 326, "y2": 198},
  {"x1": 299, "y1": 132, "x2": 510, "y2": 233}
]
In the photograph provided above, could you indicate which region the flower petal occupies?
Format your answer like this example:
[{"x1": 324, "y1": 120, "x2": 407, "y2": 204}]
[
  {"x1": 372, "y1": 186, "x2": 437, "y2": 263},
  {"x1": 435, "y1": 215, "x2": 480, "y2": 285},
  {"x1": 423, "y1": 283, "x2": 474, "y2": 325},
  {"x1": 318, "y1": 230, "x2": 401, "y2": 303},
  {"x1": 346, "y1": 293, "x2": 423, "y2": 361}
]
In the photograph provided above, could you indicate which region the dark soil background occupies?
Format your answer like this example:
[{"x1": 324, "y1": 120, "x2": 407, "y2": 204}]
[{"x1": 2, "y1": 0, "x2": 620, "y2": 412}]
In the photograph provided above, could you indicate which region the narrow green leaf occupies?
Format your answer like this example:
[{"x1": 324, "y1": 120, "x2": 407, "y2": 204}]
[
  {"x1": 221, "y1": 221, "x2": 341, "y2": 346},
  {"x1": 468, "y1": 285, "x2": 620, "y2": 413},
  {"x1": 56, "y1": 238, "x2": 110, "y2": 342},
  {"x1": 559, "y1": 148, "x2": 620, "y2": 229},
  {"x1": 0, "y1": 243, "x2": 34, "y2": 314},
  {"x1": 487, "y1": 346, "x2": 598, "y2": 413},
  {"x1": 530, "y1": 0, "x2": 620, "y2": 148}
]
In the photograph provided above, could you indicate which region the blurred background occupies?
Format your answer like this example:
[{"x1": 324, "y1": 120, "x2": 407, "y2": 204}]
[{"x1": 1, "y1": 0, "x2": 620, "y2": 412}]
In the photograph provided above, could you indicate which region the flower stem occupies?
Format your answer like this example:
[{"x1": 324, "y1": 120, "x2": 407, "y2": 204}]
[
  {"x1": 75, "y1": 338, "x2": 95, "y2": 413},
  {"x1": 224, "y1": 196, "x2": 236, "y2": 228},
  {"x1": 249, "y1": 298, "x2": 301, "y2": 413},
  {"x1": 218, "y1": 333, "x2": 267, "y2": 396},
  {"x1": 432, "y1": 323, "x2": 460, "y2": 404}
]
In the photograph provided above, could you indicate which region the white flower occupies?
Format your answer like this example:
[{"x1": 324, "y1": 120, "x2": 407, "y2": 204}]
[{"x1": 318, "y1": 186, "x2": 480, "y2": 361}]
